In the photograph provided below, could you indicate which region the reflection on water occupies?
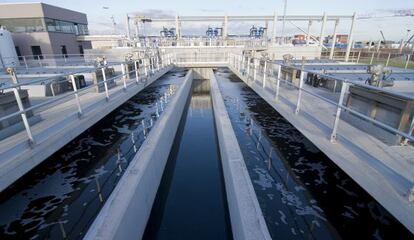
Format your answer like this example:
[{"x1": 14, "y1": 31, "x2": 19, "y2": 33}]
[
  {"x1": 215, "y1": 68, "x2": 412, "y2": 239},
  {"x1": 0, "y1": 69, "x2": 187, "y2": 239},
  {"x1": 144, "y1": 79, "x2": 232, "y2": 240}
]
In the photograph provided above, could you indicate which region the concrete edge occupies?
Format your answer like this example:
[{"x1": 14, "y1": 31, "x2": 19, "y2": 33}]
[
  {"x1": 84, "y1": 69, "x2": 193, "y2": 240},
  {"x1": 0, "y1": 66, "x2": 172, "y2": 192},
  {"x1": 209, "y1": 69, "x2": 272, "y2": 240}
]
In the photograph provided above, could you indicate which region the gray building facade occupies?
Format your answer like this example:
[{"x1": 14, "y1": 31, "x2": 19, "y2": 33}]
[{"x1": 0, "y1": 2, "x2": 92, "y2": 58}]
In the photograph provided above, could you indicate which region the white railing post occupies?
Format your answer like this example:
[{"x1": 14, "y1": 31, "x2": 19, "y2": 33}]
[
  {"x1": 295, "y1": 70, "x2": 305, "y2": 114},
  {"x1": 134, "y1": 61, "x2": 139, "y2": 84},
  {"x1": 330, "y1": 82, "x2": 349, "y2": 142},
  {"x1": 275, "y1": 64, "x2": 281, "y2": 100},
  {"x1": 101, "y1": 68, "x2": 110, "y2": 101},
  {"x1": 262, "y1": 60, "x2": 267, "y2": 88},
  {"x1": 405, "y1": 55, "x2": 410, "y2": 69},
  {"x1": 70, "y1": 75, "x2": 83, "y2": 117},
  {"x1": 370, "y1": 52, "x2": 375, "y2": 64},
  {"x1": 23, "y1": 56, "x2": 28, "y2": 70},
  {"x1": 356, "y1": 51, "x2": 361, "y2": 63},
  {"x1": 144, "y1": 59, "x2": 148, "y2": 76},
  {"x1": 385, "y1": 53, "x2": 391, "y2": 67},
  {"x1": 37, "y1": 56, "x2": 42, "y2": 67},
  {"x1": 247, "y1": 57, "x2": 250, "y2": 78},
  {"x1": 253, "y1": 58, "x2": 257, "y2": 82},
  {"x1": 12, "y1": 88, "x2": 35, "y2": 145}
]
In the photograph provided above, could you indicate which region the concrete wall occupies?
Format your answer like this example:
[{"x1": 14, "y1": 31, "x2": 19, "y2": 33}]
[
  {"x1": 209, "y1": 69, "x2": 271, "y2": 240},
  {"x1": 85, "y1": 70, "x2": 193, "y2": 240}
]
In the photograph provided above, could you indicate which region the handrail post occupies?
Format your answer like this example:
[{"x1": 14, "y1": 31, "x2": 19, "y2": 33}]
[
  {"x1": 405, "y1": 54, "x2": 410, "y2": 69},
  {"x1": 101, "y1": 67, "x2": 110, "y2": 101},
  {"x1": 70, "y1": 75, "x2": 83, "y2": 117},
  {"x1": 23, "y1": 56, "x2": 28, "y2": 70},
  {"x1": 144, "y1": 59, "x2": 148, "y2": 76},
  {"x1": 385, "y1": 53, "x2": 391, "y2": 67},
  {"x1": 295, "y1": 70, "x2": 305, "y2": 114},
  {"x1": 356, "y1": 51, "x2": 361, "y2": 63},
  {"x1": 247, "y1": 57, "x2": 250, "y2": 78},
  {"x1": 275, "y1": 64, "x2": 281, "y2": 101},
  {"x1": 370, "y1": 52, "x2": 374, "y2": 64},
  {"x1": 134, "y1": 61, "x2": 139, "y2": 84},
  {"x1": 253, "y1": 58, "x2": 257, "y2": 82},
  {"x1": 330, "y1": 82, "x2": 348, "y2": 142},
  {"x1": 37, "y1": 55, "x2": 42, "y2": 67},
  {"x1": 262, "y1": 60, "x2": 267, "y2": 88},
  {"x1": 12, "y1": 88, "x2": 35, "y2": 146}
]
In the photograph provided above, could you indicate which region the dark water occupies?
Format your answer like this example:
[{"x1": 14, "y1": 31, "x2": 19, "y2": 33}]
[
  {"x1": 144, "y1": 79, "x2": 232, "y2": 240},
  {"x1": 0, "y1": 69, "x2": 187, "y2": 239},
  {"x1": 214, "y1": 68, "x2": 413, "y2": 240}
]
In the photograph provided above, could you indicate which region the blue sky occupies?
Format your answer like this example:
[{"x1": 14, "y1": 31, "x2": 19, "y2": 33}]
[{"x1": 3, "y1": 0, "x2": 414, "y2": 41}]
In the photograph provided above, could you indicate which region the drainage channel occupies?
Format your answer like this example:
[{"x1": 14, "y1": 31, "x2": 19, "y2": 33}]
[
  {"x1": 144, "y1": 78, "x2": 232, "y2": 240},
  {"x1": 0, "y1": 69, "x2": 187, "y2": 239},
  {"x1": 214, "y1": 68, "x2": 412, "y2": 239}
]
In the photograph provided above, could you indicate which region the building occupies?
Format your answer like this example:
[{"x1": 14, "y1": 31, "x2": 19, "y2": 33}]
[{"x1": 0, "y1": 2, "x2": 91, "y2": 59}]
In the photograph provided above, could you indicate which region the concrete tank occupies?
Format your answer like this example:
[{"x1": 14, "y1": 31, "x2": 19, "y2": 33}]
[{"x1": 0, "y1": 27, "x2": 19, "y2": 68}]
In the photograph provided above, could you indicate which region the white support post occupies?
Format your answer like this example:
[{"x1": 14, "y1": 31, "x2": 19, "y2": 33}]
[
  {"x1": 345, "y1": 12, "x2": 357, "y2": 62},
  {"x1": 330, "y1": 82, "x2": 348, "y2": 142},
  {"x1": 275, "y1": 64, "x2": 281, "y2": 100},
  {"x1": 306, "y1": 20, "x2": 312, "y2": 46},
  {"x1": 319, "y1": 13, "x2": 327, "y2": 47},
  {"x1": 262, "y1": 60, "x2": 267, "y2": 88},
  {"x1": 70, "y1": 75, "x2": 83, "y2": 117},
  {"x1": 144, "y1": 59, "x2": 148, "y2": 76},
  {"x1": 134, "y1": 61, "x2": 139, "y2": 84},
  {"x1": 12, "y1": 88, "x2": 35, "y2": 145},
  {"x1": 272, "y1": 11, "x2": 277, "y2": 45},
  {"x1": 329, "y1": 20, "x2": 339, "y2": 60},
  {"x1": 37, "y1": 56, "x2": 42, "y2": 67},
  {"x1": 356, "y1": 51, "x2": 361, "y2": 63},
  {"x1": 121, "y1": 63, "x2": 126, "y2": 80},
  {"x1": 247, "y1": 58, "x2": 251, "y2": 79},
  {"x1": 370, "y1": 52, "x2": 375, "y2": 64},
  {"x1": 101, "y1": 68, "x2": 110, "y2": 101},
  {"x1": 295, "y1": 71, "x2": 305, "y2": 114},
  {"x1": 126, "y1": 14, "x2": 131, "y2": 40},
  {"x1": 23, "y1": 56, "x2": 28, "y2": 70}
]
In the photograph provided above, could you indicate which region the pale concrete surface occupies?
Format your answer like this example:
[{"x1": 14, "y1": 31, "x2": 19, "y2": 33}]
[
  {"x1": 229, "y1": 64, "x2": 414, "y2": 233},
  {"x1": 0, "y1": 65, "x2": 172, "y2": 191},
  {"x1": 85, "y1": 69, "x2": 193, "y2": 240},
  {"x1": 210, "y1": 69, "x2": 272, "y2": 240}
]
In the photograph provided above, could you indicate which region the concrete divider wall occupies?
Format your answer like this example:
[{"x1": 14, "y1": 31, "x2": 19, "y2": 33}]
[
  {"x1": 209, "y1": 69, "x2": 271, "y2": 240},
  {"x1": 85, "y1": 69, "x2": 193, "y2": 240}
]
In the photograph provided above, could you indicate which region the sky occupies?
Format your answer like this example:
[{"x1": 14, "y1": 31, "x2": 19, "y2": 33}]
[{"x1": 2, "y1": 0, "x2": 414, "y2": 41}]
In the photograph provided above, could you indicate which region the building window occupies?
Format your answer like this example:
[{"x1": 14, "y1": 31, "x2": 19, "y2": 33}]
[
  {"x1": 79, "y1": 45, "x2": 84, "y2": 57},
  {"x1": 15, "y1": 46, "x2": 22, "y2": 59},
  {"x1": 0, "y1": 18, "x2": 45, "y2": 32},
  {"x1": 31, "y1": 46, "x2": 43, "y2": 59}
]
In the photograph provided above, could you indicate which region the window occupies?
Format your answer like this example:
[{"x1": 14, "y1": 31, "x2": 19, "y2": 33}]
[
  {"x1": 15, "y1": 46, "x2": 22, "y2": 57},
  {"x1": 79, "y1": 45, "x2": 84, "y2": 57},
  {"x1": 31, "y1": 46, "x2": 43, "y2": 59},
  {"x1": 0, "y1": 18, "x2": 45, "y2": 32}
]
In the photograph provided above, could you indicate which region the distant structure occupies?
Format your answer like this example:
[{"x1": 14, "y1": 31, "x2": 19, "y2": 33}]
[{"x1": 0, "y1": 2, "x2": 91, "y2": 58}]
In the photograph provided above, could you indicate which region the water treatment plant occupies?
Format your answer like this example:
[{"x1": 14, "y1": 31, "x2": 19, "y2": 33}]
[{"x1": 0, "y1": 1, "x2": 414, "y2": 239}]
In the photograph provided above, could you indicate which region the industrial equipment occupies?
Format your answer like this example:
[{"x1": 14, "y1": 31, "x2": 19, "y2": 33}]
[
  {"x1": 366, "y1": 64, "x2": 394, "y2": 87},
  {"x1": 249, "y1": 25, "x2": 267, "y2": 38},
  {"x1": 206, "y1": 27, "x2": 222, "y2": 38},
  {"x1": 0, "y1": 27, "x2": 19, "y2": 68},
  {"x1": 160, "y1": 27, "x2": 176, "y2": 38}
]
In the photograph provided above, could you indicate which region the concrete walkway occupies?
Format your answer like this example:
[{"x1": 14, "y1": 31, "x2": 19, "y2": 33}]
[
  {"x1": 0, "y1": 66, "x2": 173, "y2": 192},
  {"x1": 229, "y1": 64, "x2": 414, "y2": 234}
]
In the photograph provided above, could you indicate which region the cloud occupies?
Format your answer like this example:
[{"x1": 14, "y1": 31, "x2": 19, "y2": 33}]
[{"x1": 129, "y1": 9, "x2": 175, "y2": 18}]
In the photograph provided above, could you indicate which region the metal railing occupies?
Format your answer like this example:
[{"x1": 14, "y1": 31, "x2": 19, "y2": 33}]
[
  {"x1": 0, "y1": 53, "x2": 175, "y2": 146},
  {"x1": 227, "y1": 53, "x2": 414, "y2": 144}
]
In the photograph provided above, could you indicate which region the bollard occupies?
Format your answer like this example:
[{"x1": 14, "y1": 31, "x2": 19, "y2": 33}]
[
  {"x1": 330, "y1": 82, "x2": 348, "y2": 142},
  {"x1": 70, "y1": 75, "x2": 83, "y2": 117},
  {"x1": 100, "y1": 68, "x2": 110, "y2": 102}
]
